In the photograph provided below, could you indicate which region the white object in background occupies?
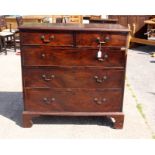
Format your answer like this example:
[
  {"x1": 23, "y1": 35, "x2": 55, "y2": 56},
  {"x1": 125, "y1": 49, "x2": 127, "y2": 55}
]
[
  {"x1": 49, "y1": 18, "x2": 53, "y2": 23},
  {"x1": 83, "y1": 19, "x2": 89, "y2": 24},
  {"x1": 148, "y1": 37, "x2": 155, "y2": 40},
  {"x1": 101, "y1": 15, "x2": 108, "y2": 18}
]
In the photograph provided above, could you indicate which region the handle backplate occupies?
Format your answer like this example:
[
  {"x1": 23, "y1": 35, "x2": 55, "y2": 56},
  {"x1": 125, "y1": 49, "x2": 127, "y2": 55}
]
[
  {"x1": 40, "y1": 35, "x2": 55, "y2": 43},
  {"x1": 94, "y1": 98, "x2": 107, "y2": 105},
  {"x1": 43, "y1": 97, "x2": 55, "y2": 104},
  {"x1": 42, "y1": 74, "x2": 55, "y2": 81}
]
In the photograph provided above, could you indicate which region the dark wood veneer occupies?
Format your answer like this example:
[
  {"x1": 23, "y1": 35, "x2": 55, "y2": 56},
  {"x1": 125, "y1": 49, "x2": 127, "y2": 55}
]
[
  {"x1": 21, "y1": 31, "x2": 74, "y2": 46},
  {"x1": 25, "y1": 89, "x2": 122, "y2": 112},
  {"x1": 20, "y1": 23, "x2": 129, "y2": 128},
  {"x1": 23, "y1": 68, "x2": 124, "y2": 89},
  {"x1": 19, "y1": 23, "x2": 129, "y2": 32},
  {"x1": 21, "y1": 46, "x2": 126, "y2": 67}
]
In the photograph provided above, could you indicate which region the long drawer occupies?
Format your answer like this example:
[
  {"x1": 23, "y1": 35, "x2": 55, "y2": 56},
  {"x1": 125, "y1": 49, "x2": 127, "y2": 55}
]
[
  {"x1": 21, "y1": 46, "x2": 126, "y2": 68},
  {"x1": 24, "y1": 89, "x2": 122, "y2": 112},
  {"x1": 23, "y1": 67, "x2": 124, "y2": 88}
]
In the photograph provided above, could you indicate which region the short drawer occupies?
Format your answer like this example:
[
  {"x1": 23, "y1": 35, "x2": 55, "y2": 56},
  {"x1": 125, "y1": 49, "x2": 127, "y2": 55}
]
[
  {"x1": 76, "y1": 32, "x2": 127, "y2": 47},
  {"x1": 20, "y1": 31, "x2": 73, "y2": 46},
  {"x1": 23, "y1": 67, "x2": 124, "y2": 89},
  {"x1": 21, "y1": 46, "x2": 126, "y2": 68},
  {"x1": 24, "y1": 89, "x2": 122, "y2": 112}
]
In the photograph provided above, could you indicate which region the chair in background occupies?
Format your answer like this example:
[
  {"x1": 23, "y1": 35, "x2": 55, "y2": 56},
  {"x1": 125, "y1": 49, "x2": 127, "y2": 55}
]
[
  {"x1": 42, "y1": 16, "x2": 53, "y2": 23},
  {"x1": 16, "y1": 16, "x2": 23, "y2": 26},
  {"x1": 0, "y1": 31, "x2": 16, "y2": 55},
  {"x1": 15, "y1": 16, "x2": 24, "y2": 54},
  {"x1": 0, "y1": 16, "x2": 17, "y2": 55},
  {"x1": 56, "y1": 17, "x2": 63, "y2": 23}
]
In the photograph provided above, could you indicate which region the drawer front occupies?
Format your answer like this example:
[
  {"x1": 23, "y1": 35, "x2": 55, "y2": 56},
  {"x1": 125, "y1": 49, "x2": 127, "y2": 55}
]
[
  {"x1": 24, "y1": 89, "x2": 122, "y2": 112},
  {"x1": 76, "y1": 32, "x2": 127, "y2": 47},
  {"x1": 21, "y1": 32, "x2": 73, "y2": 46},
  {"x1": 23, "y1": 68, "x2": 124, "y2": 89},
  {"x1": 22, "y1": 46, "x2": 126, "y2": 67}
]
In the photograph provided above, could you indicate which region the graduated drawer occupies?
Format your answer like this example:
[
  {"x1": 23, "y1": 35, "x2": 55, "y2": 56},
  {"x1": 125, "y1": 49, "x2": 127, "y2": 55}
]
[
  {"x1": 21, "y1": 46, "x2": 126, "y2": 68},
  {"x1": 23, "y1": 67, "x2": 124, "y2": 89},
  {"x1": 76, "y1": 32, "x2": 127, "y2": 47},
  {"x1": 20, "y1": 31, "x2": 73, "y2": 46},
  {"x1": 24, "y1": 89, "x2": 122, "y2": 112}
]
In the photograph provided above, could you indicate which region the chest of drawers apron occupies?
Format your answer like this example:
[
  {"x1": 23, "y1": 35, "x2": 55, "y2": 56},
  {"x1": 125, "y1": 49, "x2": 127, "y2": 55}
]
[{"x1": 19, "y1": 23, "x2": 129, "y2": 128}]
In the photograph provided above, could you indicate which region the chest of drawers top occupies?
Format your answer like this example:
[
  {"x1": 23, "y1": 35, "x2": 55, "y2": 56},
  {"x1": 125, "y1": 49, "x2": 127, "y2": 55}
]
[
  {"x1": 19, "y1": 23, "x2": 129, "y2": 47},
  {"x1": 19, "y1": 23, "x2": 129, "y2": 32}
]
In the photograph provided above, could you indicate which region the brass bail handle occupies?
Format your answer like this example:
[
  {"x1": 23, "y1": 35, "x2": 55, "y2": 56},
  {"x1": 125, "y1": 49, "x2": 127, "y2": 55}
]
[
  {"x1": 42, "y1": 74, "x2": 55, "y2": 81},
  {"x1": 43, "y1": 97, "x2": 55, "y2": 104},
  {"x1": 96, "y1": 36, "x2": 110, "y2": 44},
  {"x1": 94, "y1": 75, "x2": 108, "y2": 83},
  {"x1": 40, "y1": 35, "x2": 55, "y2": 43},
  {"x1": 94, "y1": 97, "x2": 107, "y2": 105},
  {"x1": 96, "y1": 37, "x2": 106, "y2": 44}
]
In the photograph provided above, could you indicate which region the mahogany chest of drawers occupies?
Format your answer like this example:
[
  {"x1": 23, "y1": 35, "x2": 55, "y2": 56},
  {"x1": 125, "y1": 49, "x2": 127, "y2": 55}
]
[{"x1": 19, "y1": 23, "x2": 129, "y2": 128}]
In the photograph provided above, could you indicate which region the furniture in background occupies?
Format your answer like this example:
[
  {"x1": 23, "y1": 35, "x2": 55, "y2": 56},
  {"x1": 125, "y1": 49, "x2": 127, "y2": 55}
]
[
  {"x1": 83, "y1": 15, "x2": 102, "y2": 20},
  {"x1": 0, "y1": 31, "x2": 16, "y2": 54},
  {"x1": 145, "y1": 19, "x2": 155, "y2": 40},
  {"x1": 128, "y1": 19, "x2": 155, "y2": 46},
  {"x1": 82, "y1": 15, "x2": 117, "y2": 24},
  {"x1": 5, "y1": 15, "x2": 83, "y2": 29},
  {"x1": 16, "y1": 16, "x2": 23, "y2": 26},
  {"x1": 20, "y1": 15, "x2": 43, "y2": 23},
  {"x1": 15, "y1": 16, "x2": 23, "y2": 51},
  {"x1": 108, "y1": 15, "x2": 155, "y2": 47},
  {"x1": 0, "y1": 16, "x2": 17, "y2": 54},
  {"x1": 67, "y1": 15, "x2": 82, "y2": 23},
  {"x1": 108, "y1": 15, "x2": 152, "y2": 36},
  {"x1": 5, "y1": 15, "x2": 49, "y2": 29},
  {"x1": 89, "y1": 18, "x2": 118, "y2": 24},
  {"x1": 83, "y1": 15, "x2": 101, "y2": 23},
  {"x1": 56, "y1": 17, "x2": 63, "y2": 23},
  {"x1": 53, "y1": 15, "x2": 83, "y2": 24},
  {"x1": 4, "y1": 16, "x2": 18, "y2": 29},
  {"x1": 19, "y1": 23, "x2": 129, "y2": 128},
  {"x1": 0, "y1": 16, "x2": 18, "y2": 33}
]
